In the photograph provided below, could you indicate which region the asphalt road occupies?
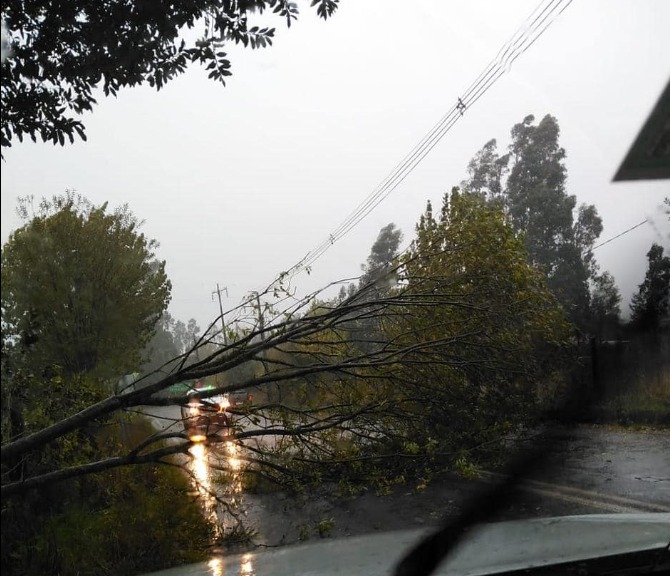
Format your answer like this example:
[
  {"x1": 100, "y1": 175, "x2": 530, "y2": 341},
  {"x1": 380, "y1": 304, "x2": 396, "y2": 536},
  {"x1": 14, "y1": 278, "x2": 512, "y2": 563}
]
[
  {"x1": 240, "y1": 424, "x2": 670, "y2": 546},
  {"x1": 518, "y1": 424, "x2": 670, "y2": 512},
  {"x1": 139, "y1": 405, "x2": 669, "y2": 545}
]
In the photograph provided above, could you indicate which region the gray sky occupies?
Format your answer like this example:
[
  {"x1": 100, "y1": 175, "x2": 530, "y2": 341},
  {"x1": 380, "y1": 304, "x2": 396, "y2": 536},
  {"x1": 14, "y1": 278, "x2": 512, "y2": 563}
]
[{"x1": 1, "y1": 0, "x2": 669, "y2": 332}]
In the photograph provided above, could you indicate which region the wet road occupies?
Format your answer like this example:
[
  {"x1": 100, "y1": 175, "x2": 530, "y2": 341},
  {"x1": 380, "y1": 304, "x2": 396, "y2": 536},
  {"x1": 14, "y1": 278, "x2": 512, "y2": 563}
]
[
  {"x1": 140, "y1": 405, "x2": 669, "y2": 544},
  {"x1": 522, "y1": 425, "x2": 670, "y2": 510},
  {"x1": 241, "y1": 423, "x2": 670, "y2": 545}
]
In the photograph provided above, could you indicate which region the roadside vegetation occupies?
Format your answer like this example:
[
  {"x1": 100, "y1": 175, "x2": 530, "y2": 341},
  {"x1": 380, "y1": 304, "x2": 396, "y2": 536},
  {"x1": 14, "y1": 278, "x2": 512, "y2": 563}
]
[
  {"x1": 587, "y1": 328, "x2": 670, "y2": 427},
  {"x1": 0, "y1": 413, "x2": 212, "y2": 576}
]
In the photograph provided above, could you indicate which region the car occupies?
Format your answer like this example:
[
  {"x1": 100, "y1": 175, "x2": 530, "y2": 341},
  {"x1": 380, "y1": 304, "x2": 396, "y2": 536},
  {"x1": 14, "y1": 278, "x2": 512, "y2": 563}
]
[
  {"x1": 226, "y1": 390, "x2": 254, "y2": 408},
  {"x1": 181, "y1": 388, "x2": 233, "y2": 443}
]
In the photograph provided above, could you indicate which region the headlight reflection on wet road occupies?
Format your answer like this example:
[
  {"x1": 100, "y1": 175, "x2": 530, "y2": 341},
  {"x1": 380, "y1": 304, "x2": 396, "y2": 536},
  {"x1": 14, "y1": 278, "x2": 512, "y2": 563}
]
[
  {"x1": 205, "y1": 553, "x2": 255, "y2": 576},
  {"x1": 188, "y1": 437, "x2": 247, "y2": 542},
  {"x1": 240, "y1": 553, "x2": 254, "y2": 575},
  {"x1": 226, "y1": 440, "x2": 242, "y2": 471},
  {"x1": 190, "y1": 442, "x2": 211, "y2": 495},
  {"x1": 208, "y1": 557, "x2": 224, "y2": 576}
]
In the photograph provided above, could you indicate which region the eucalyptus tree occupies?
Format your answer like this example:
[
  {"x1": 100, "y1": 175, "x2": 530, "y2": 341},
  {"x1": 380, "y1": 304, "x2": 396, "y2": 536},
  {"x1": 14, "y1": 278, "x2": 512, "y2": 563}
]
[
  {"x1": 359, "y1": 223, "x2": 403, "y2": 289},
  {"x1": 462, "y1": 114, "x2": 605, "y2": 330}
]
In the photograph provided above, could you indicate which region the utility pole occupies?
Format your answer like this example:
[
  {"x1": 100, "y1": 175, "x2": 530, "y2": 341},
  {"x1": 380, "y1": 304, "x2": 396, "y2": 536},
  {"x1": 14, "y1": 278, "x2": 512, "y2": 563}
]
[
  {"x1": 212, "y1": 283, "x2": 229, "y2": 345},
  {"x1": 251, "y1": 291, "x2": 264, "y2": 335},
  {"x1": 250, "y1": 291, "x2": 267, "y2": 357},
  {"x1": 251, "y1": 290, "x2": 272, "y2": 399}
]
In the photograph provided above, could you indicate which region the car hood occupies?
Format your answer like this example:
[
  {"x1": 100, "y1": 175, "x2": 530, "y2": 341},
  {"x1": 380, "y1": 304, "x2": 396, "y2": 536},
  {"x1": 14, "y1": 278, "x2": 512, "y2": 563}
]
[{"x1": 144, "y1": 513, "x2": 670, "y2": 576}]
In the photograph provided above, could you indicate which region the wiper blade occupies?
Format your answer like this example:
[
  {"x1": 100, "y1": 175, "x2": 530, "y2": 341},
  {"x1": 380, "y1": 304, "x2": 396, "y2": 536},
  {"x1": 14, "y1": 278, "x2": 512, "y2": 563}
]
[{"x1": 394, "y1": 428, "x2": 557, "y2": 576}]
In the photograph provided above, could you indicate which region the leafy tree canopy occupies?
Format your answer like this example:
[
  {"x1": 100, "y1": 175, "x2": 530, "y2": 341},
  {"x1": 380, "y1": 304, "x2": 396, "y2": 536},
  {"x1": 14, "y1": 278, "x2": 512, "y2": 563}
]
[
  {"x1": 0, "y1": 0, "x2": 339, "y2": 150},
  {"x1": 1, "y1": 191, "x2": 172, "y2": 381},
  {"x1": 462, "y1": 114, "x2": 606, "y2": 330},
  {"x1": 393, "y1": 189, "x2": 572, "y2": 450}
]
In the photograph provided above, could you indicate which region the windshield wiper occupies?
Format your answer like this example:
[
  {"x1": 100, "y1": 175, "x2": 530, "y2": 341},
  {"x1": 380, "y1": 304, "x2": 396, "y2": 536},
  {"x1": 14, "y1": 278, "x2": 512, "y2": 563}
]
[{"x1": 394, "y1": 425, "x2": 558, "y2": 576}]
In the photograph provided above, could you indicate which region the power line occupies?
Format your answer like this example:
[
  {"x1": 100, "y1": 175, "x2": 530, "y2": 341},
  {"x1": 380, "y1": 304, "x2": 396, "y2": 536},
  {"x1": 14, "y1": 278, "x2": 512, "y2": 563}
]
[
  {"x1": 273, "y1": 0, "x2": 573, "y2": 284},
  {"x1": 593, "y1": 220, "x2": 648, "y2": 251},
  {"x1": 300, "y1": 0, "x2": 570, "y2": 270},
  {"x1": 219, "y1": 0, "x2": 574, "y2": 331}
]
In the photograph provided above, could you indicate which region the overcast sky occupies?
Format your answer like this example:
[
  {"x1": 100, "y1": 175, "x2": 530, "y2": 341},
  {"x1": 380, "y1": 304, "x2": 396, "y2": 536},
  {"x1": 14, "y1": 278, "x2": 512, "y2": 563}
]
[{"x1": 1, "y1": 0, "x2": 669, "y2": 332}]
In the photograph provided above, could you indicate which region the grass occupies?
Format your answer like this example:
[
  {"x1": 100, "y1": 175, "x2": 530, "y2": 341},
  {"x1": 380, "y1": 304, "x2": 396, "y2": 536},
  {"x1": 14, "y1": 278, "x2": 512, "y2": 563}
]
[
  {"x1": 594, "y1": 354, "x2": 669, "y2": 427},
  {"x1": 317, "y1": 518, "x2": 336, "y2": 538}
]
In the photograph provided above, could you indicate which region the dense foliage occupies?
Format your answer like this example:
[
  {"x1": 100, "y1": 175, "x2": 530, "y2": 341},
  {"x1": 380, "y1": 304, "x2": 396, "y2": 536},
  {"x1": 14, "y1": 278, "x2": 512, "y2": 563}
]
[
  {"x1": 246, "y1": 193, "x2": 573, "y2": 491},
  {"x1": 1, "y1": 415, "x2": 212, "y2": 576},
  {"x1": 391, "y1": 190, "x2": 571, "y2": 453},
  {"x1": 1, "y1": 192, "x2": 171, "y2": 380}
]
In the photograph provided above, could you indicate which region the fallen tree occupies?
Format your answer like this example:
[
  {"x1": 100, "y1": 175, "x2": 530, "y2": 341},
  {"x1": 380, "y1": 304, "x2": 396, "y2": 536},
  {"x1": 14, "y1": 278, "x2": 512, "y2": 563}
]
[{"x1": 2, "y1": 195, "x2": 575, "y2": 500}]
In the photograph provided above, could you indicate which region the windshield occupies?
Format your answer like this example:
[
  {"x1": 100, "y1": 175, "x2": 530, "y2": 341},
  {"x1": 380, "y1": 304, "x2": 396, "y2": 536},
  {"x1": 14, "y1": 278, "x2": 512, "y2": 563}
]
[{"x1": 1, "y1": 1, "x2": 668, "y2": 576}]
